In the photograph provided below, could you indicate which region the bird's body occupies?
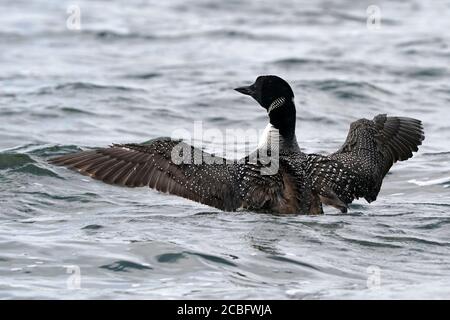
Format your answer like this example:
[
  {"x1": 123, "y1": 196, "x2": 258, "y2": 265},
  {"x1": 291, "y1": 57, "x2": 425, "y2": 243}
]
[
  {"x1": 50, "y1": 76, "x2": 424, "y2": 215},
  {"x1": 50, "y1": 134, "x2": 315, "y2": 214}
]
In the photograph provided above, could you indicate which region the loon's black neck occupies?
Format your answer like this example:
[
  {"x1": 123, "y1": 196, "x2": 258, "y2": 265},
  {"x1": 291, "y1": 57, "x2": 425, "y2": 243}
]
[{"x1": 268, "y1": 99, "x2": 296, "y2": 142}]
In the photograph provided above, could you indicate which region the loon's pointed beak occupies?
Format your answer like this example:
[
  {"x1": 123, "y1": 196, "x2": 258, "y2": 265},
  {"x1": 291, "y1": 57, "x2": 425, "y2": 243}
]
[{"x1": 234, "y1": 85, "x2": 255, "y2": 96}]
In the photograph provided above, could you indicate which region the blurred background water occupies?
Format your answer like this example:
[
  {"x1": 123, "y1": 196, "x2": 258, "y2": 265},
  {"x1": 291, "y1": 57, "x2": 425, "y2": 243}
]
[{"x1": 0, "y1": 0, "x2": 449, "y2": 299}]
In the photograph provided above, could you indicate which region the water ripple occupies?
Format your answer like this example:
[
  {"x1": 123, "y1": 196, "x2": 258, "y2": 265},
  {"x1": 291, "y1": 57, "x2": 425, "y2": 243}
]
[
  {"x1": 1, "y1": 0, "x2": 449, "y2": 299},
  {"x1": 34, "y1": 82, "x2": 147, "y2": 95},
  {"x1": 100, "y1": 260, "x2": 153, "y2": 272}
]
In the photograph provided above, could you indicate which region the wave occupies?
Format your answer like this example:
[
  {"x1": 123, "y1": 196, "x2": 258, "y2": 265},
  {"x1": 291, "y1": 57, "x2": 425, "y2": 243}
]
[
  {"x1": 82, "y1": 28, "x2": 292, "y2": 42},
  {"x1": 36, "y1": 145, "x2": 83, "y2": 157},
  {"x1": 408, "y1": 177, "x2": 450, "y2": 187},
  {"x1": 396, "y1": 37, "x2": 446, "y2": 48},
  {"x1": 18, "y1": 191, "x2": 98, "y2": 203},
  {"x1": 422, "y1": 151, "x2": 450, "y2": 156},
  {"x1": 12, "y1": 164, "x2": 60, "y2": 177},
  {"x1": 34, "y1": 82, "x2": 147, "y2": 95},
  {"x1": 0, "y1": 151, "x2": 64, "y2": 178},
  {"x1": 306, "y1": 79, "x2": 392, "y2": 95},
  {"x1": 416, "y1": 218, "x2": 450, "y2": 230},
  {"x1": 391, "y1": 67, "x2": 448, "y2": 79},
  {"x1": 100, "y1": 260, "x2": 153, "y2": 272},
  {"x1": 123, "y1": 72, "x2": 162, "y2": 80},
  {"x1": 2, "y1": 144, "x2": 82, "y2": 158},
  {"x1": 81, "y1": 224, "x2": 104, "y2": 230},
  {"x1": 327, "y1": 10, "x2": 398, "y2": 25},
  {"x1": 0, "y1": 153, "x2": 35, "y2": 170},
  {"x1": 299, "y1": 79, "x2": 392, "y2": 103},
  {"x1": 156, "y1": 251, "x2": 237, "y2": 267},
  {"x1": 59, "y1": 107, "x2": 96, "y2": 115},
  {"x1": 272, "y1": 57, "x2": 326, "y2": 66},
  {"x1": 0, "y1": 153, "x2": 60, "y2": 179},
  {"x1": 339, "y1": 235, "x2": 402, "y2": 248},
  {"x1": 375, "y1": 235, "x2": 450, "y2": 247},
  {"x1": 268, "y1": 255, "x2": 320, "y2": 271},
  {"x1": 270, "y1": 58, "x2": 388, "y2": 76}
]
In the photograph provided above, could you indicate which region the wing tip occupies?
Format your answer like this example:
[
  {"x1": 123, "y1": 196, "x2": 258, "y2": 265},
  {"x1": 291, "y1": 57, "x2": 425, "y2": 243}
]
[{"x1": 376, "y1": 115, "x2": 425, "y2": 162}]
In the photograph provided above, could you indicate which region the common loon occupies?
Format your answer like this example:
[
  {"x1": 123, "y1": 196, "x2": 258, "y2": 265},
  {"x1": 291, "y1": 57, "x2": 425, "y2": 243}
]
[{"x1": 50, "y1": 75, "x2": 424, "y2": 214}]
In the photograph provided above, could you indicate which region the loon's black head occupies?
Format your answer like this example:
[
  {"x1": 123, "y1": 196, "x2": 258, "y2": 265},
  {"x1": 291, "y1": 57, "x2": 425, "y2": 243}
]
[
  {"x1": 235, "y1": 75, "x2": 296, "y2": 139},
  {"x1": 234, "y1": 75, "x2": 294, "y2": 111}
]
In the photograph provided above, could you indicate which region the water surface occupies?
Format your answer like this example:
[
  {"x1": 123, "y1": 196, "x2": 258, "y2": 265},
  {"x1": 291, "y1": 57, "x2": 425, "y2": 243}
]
[{"x1": 1, "y1": 0, "x2": 449, "y2": 299}]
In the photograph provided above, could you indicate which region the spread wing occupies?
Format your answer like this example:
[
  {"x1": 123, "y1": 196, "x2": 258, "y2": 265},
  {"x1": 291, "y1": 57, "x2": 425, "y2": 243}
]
[
  {"x1": 308, "y1": 114, "x2": 424, "y2": 211},
  {"x1": 49, "y1": 137, "x2": 288, "y2": 212},
  {"x1": 49, "y1": 137, "x2": 241, "y2": 211}
]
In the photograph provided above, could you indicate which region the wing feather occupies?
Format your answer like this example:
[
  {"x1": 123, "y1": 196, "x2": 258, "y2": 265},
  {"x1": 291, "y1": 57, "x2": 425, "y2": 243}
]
[
  {"x1": 50, "y1": 138, "x2": 244, "y2": 211},
  {"x1": 309, "y1": 114, "x2": 424, "y2": 208}
]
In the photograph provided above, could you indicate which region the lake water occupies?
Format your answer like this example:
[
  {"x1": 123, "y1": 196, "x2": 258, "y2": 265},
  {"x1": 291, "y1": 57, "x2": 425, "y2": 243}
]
[{"x1": 0, "y1": 0, "x2": 449, "y2": 299}]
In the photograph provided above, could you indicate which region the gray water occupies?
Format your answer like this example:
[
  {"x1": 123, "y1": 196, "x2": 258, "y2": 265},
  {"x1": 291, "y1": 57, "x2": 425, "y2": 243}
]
[{"x1": 1, "y1": 0, "x2": 450, "y2": 299}]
